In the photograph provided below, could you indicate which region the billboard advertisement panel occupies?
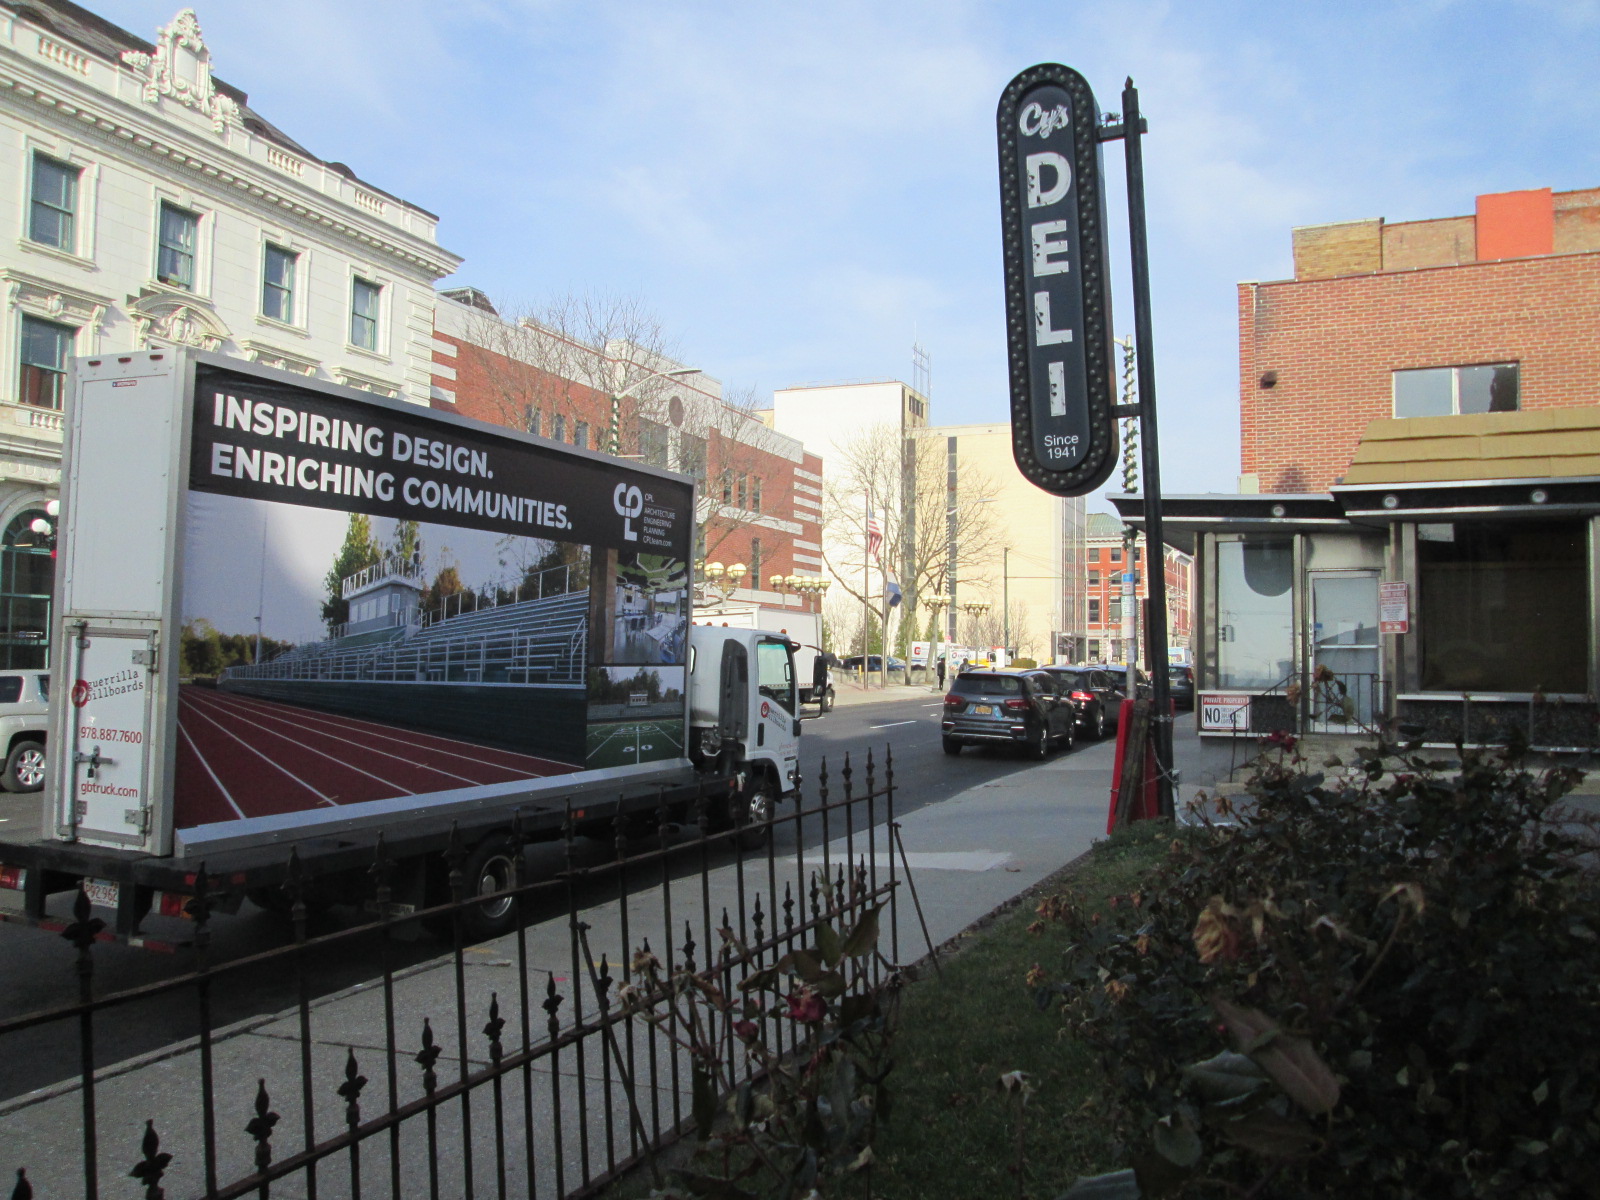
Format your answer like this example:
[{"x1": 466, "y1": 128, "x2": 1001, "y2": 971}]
[{"x1": 174, "y1": 364, "x2": 693, "y2": 834}]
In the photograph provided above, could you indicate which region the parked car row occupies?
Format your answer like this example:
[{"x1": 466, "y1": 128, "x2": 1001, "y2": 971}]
[{"x1": 940, "y1": 662, "x2": 1192, "y2": 759}]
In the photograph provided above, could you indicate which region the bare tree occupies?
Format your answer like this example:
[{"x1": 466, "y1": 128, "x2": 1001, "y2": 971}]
[
  {"x1": 820, "y1": 425, "x2": 1001, "y2": 672},
  {"x1": 443, "y1": 290, "x2": 785, "y2": 579}
]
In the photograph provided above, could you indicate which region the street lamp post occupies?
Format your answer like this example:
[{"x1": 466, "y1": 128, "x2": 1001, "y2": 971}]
[
  {"x1": 609, "y1": 365, "x2": 700, "y2": 456},
  {"x1": 959, "y1": 599, "x2": 991, "y2": 663}
]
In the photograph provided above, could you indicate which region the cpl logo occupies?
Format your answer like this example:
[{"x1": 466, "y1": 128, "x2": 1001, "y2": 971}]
[{"x1": 613, "y1": 483, "x2": 644, "y2": 542}]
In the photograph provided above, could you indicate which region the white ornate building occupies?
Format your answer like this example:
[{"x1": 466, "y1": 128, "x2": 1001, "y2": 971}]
[{"x1": 0, "y1": 1, "x2": 461, "y2": 666}]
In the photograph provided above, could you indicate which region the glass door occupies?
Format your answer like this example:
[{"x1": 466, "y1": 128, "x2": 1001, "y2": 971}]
[{"x1": 1309, "y1": 572, "x2": 1380, "y2": 733}]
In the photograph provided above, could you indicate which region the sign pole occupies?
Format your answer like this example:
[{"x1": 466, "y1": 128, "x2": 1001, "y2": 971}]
[{"x1": 1119, "y1": 78, "x2": 1175, "y2": 818}]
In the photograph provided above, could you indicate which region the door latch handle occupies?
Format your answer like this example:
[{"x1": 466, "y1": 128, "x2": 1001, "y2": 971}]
[{"x1": 75, "y1": 746, "x2": 112, "y2": 780}]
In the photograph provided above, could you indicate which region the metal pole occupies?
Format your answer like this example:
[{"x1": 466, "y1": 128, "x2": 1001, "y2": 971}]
[
  {"x1": 1122, "y1": 77, "x2": 1175, "y2": 819},
  {"x1": 862, "y1": 490, "x2": 870, "y2": 689},
  {"x1": 1001, "y1": 547, "x2": 1009, "y2": 664}
]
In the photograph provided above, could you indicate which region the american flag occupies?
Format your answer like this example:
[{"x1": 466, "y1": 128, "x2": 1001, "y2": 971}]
[{"x1": 865, "y1": 501, "x2": 883, "y2": 562}]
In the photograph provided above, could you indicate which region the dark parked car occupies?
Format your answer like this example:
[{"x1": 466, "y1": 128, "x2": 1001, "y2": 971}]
[
  {"x1": 1099, "y1": 663, "x2": 1153, "y2": 700},
  {"x1": 1166, "y1": 664, "x2": 1195, "y2": 710},
  {"x1": 941, "y1": 669, "x2": 1076, "y2": 759},
  {"x1": 1041, "y1": 665, "x2": 1126, "y2": 740}
]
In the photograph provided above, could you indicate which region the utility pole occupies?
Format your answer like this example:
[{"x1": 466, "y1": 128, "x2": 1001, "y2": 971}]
[
  {"x1": 1114, "y1": 336, "x2": 1139, "y2": 676},
  {"x1": 1002, "y1": 546, "x2": 1009, "y2": 665}
]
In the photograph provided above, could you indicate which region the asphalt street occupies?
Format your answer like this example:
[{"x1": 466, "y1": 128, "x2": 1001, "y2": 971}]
[{"x1": 0, "y1": 688, "x2": 1125, "y2": 1102}]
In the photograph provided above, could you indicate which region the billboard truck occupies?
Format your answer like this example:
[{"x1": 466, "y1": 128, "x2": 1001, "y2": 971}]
[
  {"x1": 693, "y1": 603, "x2": 833, "y2": 711},
  {"x1": 0, "y1": 351, "x2": 805, "y2": 944}
]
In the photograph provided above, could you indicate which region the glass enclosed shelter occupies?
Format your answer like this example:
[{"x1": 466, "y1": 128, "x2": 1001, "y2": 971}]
[{"x1": 1114, "y1": 409, "x2": 1600, "y2": 749}]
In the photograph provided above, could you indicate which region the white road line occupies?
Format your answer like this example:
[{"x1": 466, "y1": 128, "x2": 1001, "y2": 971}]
[
  {"x1": 177, "y1": 722, "x2": 246, "y2": 820},
  {"x1": 177, "y1": 696, "x2": 338, "y2": 807},
  {"x1": 869, "y1": 720, "x2": 917, "y2": 729}
]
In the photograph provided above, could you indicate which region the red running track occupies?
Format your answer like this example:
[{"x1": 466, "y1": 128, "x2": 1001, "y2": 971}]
[{"x1": 175, "y1": 685, "x2": 578, "y2": 829}]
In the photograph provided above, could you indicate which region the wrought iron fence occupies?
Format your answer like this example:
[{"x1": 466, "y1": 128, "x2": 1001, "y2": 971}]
[{"x1": 1, "y1": 751, "x2": 903, "y2": 1199}]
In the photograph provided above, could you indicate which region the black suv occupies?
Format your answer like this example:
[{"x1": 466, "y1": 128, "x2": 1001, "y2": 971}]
[
  {"x1": 941, "y1": 669, "x2": 1076, "y2": 759},
  {"x1": 1041, "y1": 666, "x2": 1126, "y2": 740},
  {"x1": 1166, "y1": 664, "x2": 1195, "y2": 710}
]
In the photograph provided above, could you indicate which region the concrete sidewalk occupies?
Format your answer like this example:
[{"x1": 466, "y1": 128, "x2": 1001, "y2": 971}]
[{"x1": 0, "y1": 737, "x2": 1122, "y2": 1197}]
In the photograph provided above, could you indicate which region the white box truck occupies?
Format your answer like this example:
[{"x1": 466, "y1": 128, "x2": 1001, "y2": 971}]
[
  {"x1": 693, "y1": 603, "x2": 833, "y2": 711},
  {"x1": 0, "y1": 350, "x2": 805, "y2": 943}
]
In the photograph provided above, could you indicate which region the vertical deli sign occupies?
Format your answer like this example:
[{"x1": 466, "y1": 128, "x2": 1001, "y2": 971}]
[{"x1": 996, "y1": 64, "x2": 1117, "y2": 498}]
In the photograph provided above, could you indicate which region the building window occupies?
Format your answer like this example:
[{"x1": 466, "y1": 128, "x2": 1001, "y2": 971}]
[
  {"x1": 1087, "y1": 639, "x2": 1100, "y2": 661},
  {"x1": 750, "y1": 538, "x2": 762, "y2": 586},
  {"x1": 350, "y1": 277, "x2": 381, "y2": 350},
  {"x1": 721, "y1": 473, "x2": 733, "y2": 504},
  {"x1": 1088, "y1": 571, "x2": 1099, "y2": 586},
  {"x1": 29, "y1": 155, "x2": 79, "y2": 251},
  {"x1": 1110, "y1": 548, "x2": 1122, "y2": 563},
  {"x1": 574, "y1": 420, "x2": 589, "y2": 450},
  {"x1": 19, "y1": 315, "x2": 75, "y2": 410},
  {"x1": 1216, "y1": 536, "x2": 1294, "y2": 689},
  {"x1": 262, "y1": 244, "x2": 297, "y2": 323},
  {"x1": 680, "y1": 434, "x2": 707, "y2": 484},
  {"x1": 1108, "y1": 598, "x2": 1122, "y2": 623},
  {"x1": 1394, "y1": 364, "x2": 1519, "y2": 418},
  {"x1": 1418, "y1": 520, "x2": 1586, "y2": 692},
  {"x1": 157, "y1": 202, "x2": 198, "y2": 289},
  {"x1": 638, "y1": 418, "x2": 669, "y2": 466},
  {"x1": 552, "y1": 413, "x2": 566, "y2": 442},
  {"x1": 752, "y1": 478, "x2": 763, "y2": 513},
  {"x1": 737, "y1": 474, "x2": 748, "y2": 509},
  {"x1": 1088, "y1": 598, "x2": 1101, "y2": 624},
  {"x1": 524, "y1": 406, "x2": 541, "y2": 436}
]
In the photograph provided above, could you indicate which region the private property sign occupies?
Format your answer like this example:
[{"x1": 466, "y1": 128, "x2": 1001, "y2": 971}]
[
  {"x1": 996, "y1": 64, "x2": 1117, "y2": 497},
  {"x1": 1199, "y1": 692, "x2": 1254, "y2": 733},
  {"x1": 1379, "y1": 581, "x2": 1411, "y2": 633}
]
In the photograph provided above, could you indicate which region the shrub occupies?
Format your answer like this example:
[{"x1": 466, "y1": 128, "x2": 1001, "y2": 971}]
[{"x1": 1037, "y1": 738, "x2": 1600, "y2": 1198}]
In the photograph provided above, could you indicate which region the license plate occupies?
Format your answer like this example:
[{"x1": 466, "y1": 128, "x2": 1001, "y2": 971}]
[
  {"x1": 974, "y1": 704, "x2": 993, "y2": 715},
  {"x1": 83, "y1": 879, "x2": 119, "y2": 910}
]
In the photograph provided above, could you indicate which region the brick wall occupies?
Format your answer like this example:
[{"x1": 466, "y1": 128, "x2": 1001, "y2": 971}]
[{"x1": 1240, "y1": 250, "x2": 1600, "y2": 492}]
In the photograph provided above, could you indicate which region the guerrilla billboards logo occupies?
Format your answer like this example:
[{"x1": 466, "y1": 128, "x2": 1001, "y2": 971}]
[
  {"x1": 73, "y1": 669, "x2": 143, "y2": 707},
  {"x1": 997, "y1": 64, "x2": 1116, "y2": 498}
]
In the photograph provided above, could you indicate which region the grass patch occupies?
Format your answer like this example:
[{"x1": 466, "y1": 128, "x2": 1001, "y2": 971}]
[{"x1": 867, "y1": 822, "x2": 1172, "y2": 1200}]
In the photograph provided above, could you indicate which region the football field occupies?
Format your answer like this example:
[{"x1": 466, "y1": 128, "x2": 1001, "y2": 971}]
[{"x1": 585, "y1": 718, "x2": 685, "y2": 769}]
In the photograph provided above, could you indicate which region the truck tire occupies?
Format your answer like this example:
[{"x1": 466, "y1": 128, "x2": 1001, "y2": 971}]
[
  {"x1": 942, "y1": 737, "x2": 962, "y2": 756},
  {"x1": 456, "y1": 833, "x2": 522, "y2": 942},
  {"x1": 820, "y1": 687, "x2": 834, "y2": 713},
  {"x1": 731, "y1": 780, "x2": 775, "y2": 851},
  {"x1": 3, "y1": 740, "x2": 46, "y2": 792}
]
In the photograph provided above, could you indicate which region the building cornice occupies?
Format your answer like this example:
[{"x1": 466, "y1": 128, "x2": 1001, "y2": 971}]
[{"x1": 0, "y1": 56, "x2": 462, "y2": 280}]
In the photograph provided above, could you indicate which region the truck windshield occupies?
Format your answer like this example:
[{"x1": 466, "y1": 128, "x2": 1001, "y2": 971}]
[{"x1": 756, "y1": 638, "x2": 796, "y2": 713}]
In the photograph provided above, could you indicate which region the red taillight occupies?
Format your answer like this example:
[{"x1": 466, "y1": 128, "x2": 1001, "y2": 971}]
[
  {"x1": 1003, "y1": 698, "x2": 1028, "y2": 711},
  {"x1": 1071, "y1": 690, "x2": 1092, "y2": 702},
  {"x1": 943, "y1": 693, "x2": 961, "y2": 708},
  {"x1": 0, "y1": 864, "x2": 25, "y2": 891},
  {"x1": 153, "y1": 891, "x2": 190, "y2": 919}
]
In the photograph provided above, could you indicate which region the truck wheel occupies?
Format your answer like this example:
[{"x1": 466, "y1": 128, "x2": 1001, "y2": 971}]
[
  {"x1": 1028, "y1": 727, "x2": 1051, "y2": 761},
  {"x1": 731, "y1": 782, "x2": 774, "y2": 851},
  {"x1": 456, "y1": 833, "x2": 522, "y2": 941},
  {"x1": 3, "y1": 740, "x2": 45, "y2": 792},
  {"x1": 942, "y1": 737, "x2": 962, "y2": 756},
  {"x1": 820, "y1": 687, "x2": 834, "y2": 713}
]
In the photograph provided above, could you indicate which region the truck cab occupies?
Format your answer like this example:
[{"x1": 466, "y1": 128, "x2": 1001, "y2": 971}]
[{"x1": 687, "y1": 626, "x2": 801, "y2": 836}]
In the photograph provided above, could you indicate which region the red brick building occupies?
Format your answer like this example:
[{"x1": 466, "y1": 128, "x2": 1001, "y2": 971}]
[
  {"x1": 1239, "y1": 186, "x2": 1600, "y2": 492},
  {"x1": 430, "y1": 291, "x2": 824, "y2": 599},
  {"x1": 1082, "y1": 513, "x2": 1192, "y2": 665}
]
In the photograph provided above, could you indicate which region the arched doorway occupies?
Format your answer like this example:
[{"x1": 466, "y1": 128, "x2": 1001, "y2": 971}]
[{"x1": 0, "y1": 508, "x2": 54, "y2": 669}]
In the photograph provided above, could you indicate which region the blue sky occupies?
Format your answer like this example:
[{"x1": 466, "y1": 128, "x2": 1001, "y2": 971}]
[{"x1": 122, "y1": 0, "x2": 1600, "y2": 506}]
